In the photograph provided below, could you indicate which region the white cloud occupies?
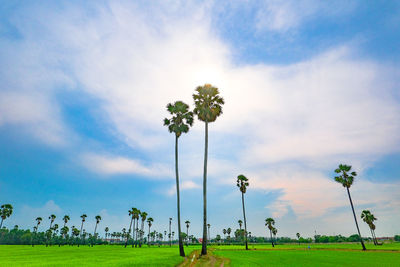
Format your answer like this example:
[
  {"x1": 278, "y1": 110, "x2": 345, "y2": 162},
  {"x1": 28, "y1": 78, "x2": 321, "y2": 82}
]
[
  {"x1": 81, "y1": 153, "x2": 172, "y2": 178},
  {"x1": 167, "y1": 180, "x2": 201, "y2": 196}
]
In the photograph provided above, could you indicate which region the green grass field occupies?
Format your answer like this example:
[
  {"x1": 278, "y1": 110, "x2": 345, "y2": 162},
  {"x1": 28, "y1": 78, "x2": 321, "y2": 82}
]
[{"x1": 0, "y1": 243, "x2": 399, "y2": 266}]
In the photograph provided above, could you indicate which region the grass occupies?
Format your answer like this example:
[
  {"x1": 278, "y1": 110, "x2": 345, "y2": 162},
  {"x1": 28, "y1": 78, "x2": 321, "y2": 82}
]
[
  {"x1": 1, "y1": 243, "x2": 399, "y2": 266},
  {"x1": 213, "y1": 242, "x2": 400, "y2": 267},
  {"x1": 0, "y1": 245, "x2": 198, "y2": 266}
]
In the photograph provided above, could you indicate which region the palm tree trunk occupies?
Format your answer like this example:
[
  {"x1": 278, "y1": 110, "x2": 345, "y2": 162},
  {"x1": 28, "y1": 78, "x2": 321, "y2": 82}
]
[
  {"x1": 148, "y1": 225, "x2": 151, "y2": 246},
  {"x1": 140, "y1": 220, "x2": 144, "y2": 247},
  {"x1": 372, "y1": 229, "x2": 378, "y2": 245},
  {"x1": 186, "y1": 227, "x2": 189, "y2": 246},
  {"x1": 346, "y1": 187, "x2": 366, "y2": 250},
  {"x1": 241, "y1": 192, "x2": 249, "y2": 250},
  {"x1": 125, "y1": 217, "x2": 133, "y2": 248},
  {"x1": 270, "y1": 230, "x2": 274, "y2": 247},
  {"x1": 369, "y1": 227, "x2": 376, "y2": 245},
  {"x1": 132, "y1": 219, "x2": 136, "y2": 248},
  {"x1": 0, "y1": 218, "x2": 3, "y2": 228},
  {"x1": 175, "y1": 135, "x2": 185, "y2": 257},
  {"x1": 93, "y1": 223, "x2": 98, "y2": 247},
  {"x1": 201, "y1": 121, "x2": 208, "y2": 256}
]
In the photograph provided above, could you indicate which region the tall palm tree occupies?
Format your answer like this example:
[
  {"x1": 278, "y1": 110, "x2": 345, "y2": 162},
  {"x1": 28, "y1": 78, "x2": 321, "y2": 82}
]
[
  {"x1": 133, "y1": 209, "x2": 140, "y2": 247},
  {"x1": 80, "y1": 214, "x2": 87, "y2": 239},
  {"x1": 0, "y1": 204, "x2": 13, "y2": 228},
  {"x1": 207, "y1": 224, "x2": 211, "y2": 242},
  {"x1": 237, "y1": 174, "x2": 249, "y2": 250},
  {"x1": 126, "y1": 208, "x2": 135, "y2": 247},
  {"x1": 48, "y1": 214, "x2": 56, "y2": 230},
  {"x1": 296, "y1": 232, "x2": 300, "y2": 245},
  {"x1": 361, "y1": 210, "x2": 378, "y2": 245},
  {"x1": 272, "y1": 227, "x2": 277, "y2": 244},
  {"x1": 227, "y1": 228, "x2": 231, "y2": 244},
  {"x1": 223, "y1": 228, "x2": 226, "y2": 242},
  {"x1": 265, "y1": 218, "x2": 275, "y2": 247},
  {"x1": 238, "y1": 220, "x2": 243, "y2": 231},
  {"x1": 185, "y1": 220, "x2": 190, "y2": 246},
  {"x1": 334, "y1": 164, "x2": 366, "y2": 250},
  {"x1": 169, "y1": 217, "x2": 172, "y2": 247},
  {"x1": 164, "y1": 100, "x2": 194, "y2": 257},
  {"x1": 147, "y1": 217, "x2": 153, "y2": 245},
  {"x1": 93, "y1": 215, "x2": 101, "y2": 246},
  {"x1": 193, "y1": 84, "x2": 224, "y2": 255},
  {"x1": 32, "y1": 217, "x2": 42, "y2": 247},
  {"x1": 62, "y1": 215, "x2": 70, "y2": 228},
  {"x1": 105, "y1": 227, "x2": 109, "y2": 240},
  {"x1": 140, "y1": 212, "x2": 147, "y2": 247}
]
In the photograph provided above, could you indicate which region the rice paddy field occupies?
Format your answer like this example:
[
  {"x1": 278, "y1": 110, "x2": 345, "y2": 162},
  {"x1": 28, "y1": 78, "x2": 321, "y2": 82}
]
[{"x1": 0, "y1": 243, "x2": 399, "y2": 266}]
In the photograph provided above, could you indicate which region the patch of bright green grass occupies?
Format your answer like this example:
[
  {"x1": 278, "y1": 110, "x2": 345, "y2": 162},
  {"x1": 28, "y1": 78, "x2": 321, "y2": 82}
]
[
  {"x1": 213, "y1": 243, "x2": 400, "y2": 267},
  {"x1": 0, "y1": 245, "x2": 197, "y2": 266}
]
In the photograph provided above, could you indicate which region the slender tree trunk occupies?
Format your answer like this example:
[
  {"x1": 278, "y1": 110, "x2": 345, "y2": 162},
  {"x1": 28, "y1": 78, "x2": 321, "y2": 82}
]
[
  {"x1": 132, "y1": 219, "x2": 136, "y2": 248},
  {"x1": 174, "y1": 136, "x2": 185, "y2": 257},
  {"x1": 369, "y1": 227, "x2": 376, "y2": 245},
  {"x1": 148, "y1": 225, "x2": 151, "y2": 246},
  {"x1": 201, "y1": 121, "x2": 209, "y2": 256},
  {"x1": 372, "y1": 229, "x2": 378, "y2": 245},
  {"x1": 93, "y1": 223, "x2": 98, "y2": 247},
  {"x1": 346, "y1": 187, "x2": 366, "y2": 251},
  {"x1": 125, "y1": 217, "x2": 133, "y2": 248},
  {"x1": 0, "y1": 218, "x2": 3, "y2": 228},
  {"x1": 270, "y1": 230, "x2": 274, "y2": 247},
  {"x1": 241, "y1": 192, "x2": 249, "y2": 250},
  {"x1": 186, "y1": 227, "x2": 189, "y2": 246},
  {"x1": 140, "y1": 220, "x2": 144, "y2": 247},
  {"x1": 169, "y1": 220, "x2": 172, "y2": 247}
]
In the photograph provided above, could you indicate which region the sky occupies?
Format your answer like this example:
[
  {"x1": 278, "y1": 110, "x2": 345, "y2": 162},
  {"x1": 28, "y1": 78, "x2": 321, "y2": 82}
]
[{"x1": 1, "y1": 0, "x2": 400, "y2": 239}]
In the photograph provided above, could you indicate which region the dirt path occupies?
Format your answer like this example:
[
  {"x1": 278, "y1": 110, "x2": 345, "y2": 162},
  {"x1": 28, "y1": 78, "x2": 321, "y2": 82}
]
[{"x1": 177, "y1": 248, "x2": 230, "y2": 267}]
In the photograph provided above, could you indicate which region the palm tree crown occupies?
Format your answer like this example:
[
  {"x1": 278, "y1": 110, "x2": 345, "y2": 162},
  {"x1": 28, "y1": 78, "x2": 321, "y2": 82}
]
[
  {"x1": 237, "y1": 175, "x2": 249, "y2": 193},
  {"x1": 164, "y1": 101, "x2": 194, "y2": 137},
  {"x1": 334, "y1": 164, "x2": 357, "y2": 188},
  {"x1": 193, "y1": 84, "x2": 224, "y2": 123}
]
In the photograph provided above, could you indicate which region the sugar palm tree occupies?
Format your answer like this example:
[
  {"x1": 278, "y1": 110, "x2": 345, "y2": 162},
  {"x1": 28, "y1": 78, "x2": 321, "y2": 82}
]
[
  {"x1": 207, "y1": 223, "x2": 211, "y2": 242},
  {"x1": 140, "y1": 211, "x2": 147, "y2": 247},
  {"x1": 223, "y1": 228, "x2": 226, "y2": 242},
  {"x1": 48, "y1": 214, "x2": 56, "y2": 230},
  {"x1": 164, "y1": 100, "x2": 194, "y2": 256},
  {"x1": 296, "y1": 232, "x2": 300, "y2": 245},
  {"x1": 237, "y1": 174, "x2": 249, "y2": 250},
  {"x1": 125, "y1": 208, "x2": 135, "y2": 247},
  {"x1": 80, "y1": 214, "x2": 87, "y2": 239},
  {"x1": 361, "y1": 210, "x2": 378, "y2": 245},
  {"x1": 0, "y1": 204, "x2": 13, "y2": 228},
  {"x1": 105, "y1": 227, "x2": 109, "y2": 240},
  {"x1": 185, "y1": 220, "x2": 190, "y2": 246},
  {"x1": 265, "y1": 218, "x2": 275, "y2": 247},
  {"x1": 32, "y1": 217, "x2": 42, "y2": 247},
  {"x1": 272, "y1": 227, "x2": 277, "y2": 245},
  {"x1": 238, "y1": 220, "x2": 243, "y2": 231},
  {"x1": 133, "y1": 209, "x2": 140, "y2": 247},
  {"x1": 227, "y1": 228, "x2": 232, "y2": 244},
  {"x1": 193, "y1": 84, "x2": 224, "y2": 255},
  {"x1": 147, "y1": 217, "x2": 153, "y2": 245},
  {"x1": 93, "y1": 215, "x2": 101, "y2": 246},
  {"x1": 334, "y1": 164, "x2": 366, "y2": 250},
  {"x1": 169, "y1": 217, "x2": 172, "y2": 247}
]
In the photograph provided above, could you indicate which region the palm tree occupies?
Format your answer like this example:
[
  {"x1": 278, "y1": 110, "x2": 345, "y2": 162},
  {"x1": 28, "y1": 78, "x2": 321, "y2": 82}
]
[
  {"x1": 147, "y1": 217, "x2": 153, "y2": 245},
  {"x1": 272, "y1": 227, "x2": 277, "y2": 245},
  {"x1": 334, "y1": 164, "x2": 366, "y2": 250},
  {"x1": 105, "y1": 227, "x2": 109, "y2": 240},
  {"x1": 207, "y1": 224, "x2": 211, "y2": 242},
  {"x1": 0, "y1": 204, "x2": 13, "y2": 228},
  {"x1": 80, "y1": 214, "x2": 87, "y2": 239},
  {"x1": 296, "y1": 232, "x2": 300, "y2": 245},
  {"x1": 164, "y1": 100, "x2": 194, "y2": 257},
  {"x1": 265, "y1": 218, "x2": 275, "y2": 247},
  {"x1": 237, "y1": 174, "x2": 249, "y2": 250},
  {"x1": 133, "y1": 209, "x2": 140, "y2": 247},
  {"x1": 125, "y1": 208, "x2": 135, "y2": 247},
  {"x1": 223, "y1": 228, "x2": 226, "y2": 242},
  {"x1": 93, "y1": 215, "x2": 101, "y2": 246},
  {"x1": 361, "y1": 210, "x2": 378, "y2": 245},
  {"x1": 238, "y1": 220, "x2": 243, "y2": 231},
  {"x1": 140, "y1": 211, "x2": 147, "y2": 247},
  {"x1": 32, "y1": 217, "x2": 42, "y2": 247},
  {"x1": 48, "y1": 214, "x2": 56, "y2": 230},
  {"x1": 193, "y1": 84, "x2": 224, "y2": 255},
  {"x1": 169, "y1": 217, "x2": 172, "y2": 247},
  {"x1": 227, "y1": 228, "x2": 231, "y2": 244},
  {"x1": 185, "y1": 220, "x2": 190, "y2": 246}
]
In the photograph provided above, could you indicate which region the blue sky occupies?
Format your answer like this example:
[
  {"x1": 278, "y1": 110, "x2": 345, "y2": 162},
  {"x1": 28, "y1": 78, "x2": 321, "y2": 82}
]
[{"x1": 1, "y1": 0, "x2": 400, "y2": 239}]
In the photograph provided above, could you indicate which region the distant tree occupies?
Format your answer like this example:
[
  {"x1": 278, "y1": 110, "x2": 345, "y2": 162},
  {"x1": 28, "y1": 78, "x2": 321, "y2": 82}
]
[
  {"x1": 227, "y1": 228, "x2": 231, "y2": 244},
  {"x1": 361, "y1": 210, "x2": 378, "y2": 245},
  {"x1": 0, "y1": 204, "x2": 13, "y2": 228},
  {"x1": 238, "y1": 220, "x2": 243, "y2": 231},
  {"x1": 147, "y1": 217, "x2": 153, "y2": 246},
  {"x1": 223, "y1": 228, "x2": 227, "y2": 242},
  {"x1": 169, "y1": 217, "x2": 172, "y2": 247},
  {"x1": 185, "y1": 220, "x2": 190, "y2": 246},
  {"x1": 272, "y1": 227, "x2": 277, "y2": 244},
  {"x1": 207, "y1": 223, "x2": 211, "y2": 242},
  {"x1": 104, "y1": 227, "x2": 109, "y2": 240},
  {"x1": 140, "y1": 211, "x2": 147, "y2": 247},
  {"x1": 265, "y1": 218, "x2": 275, "y2": 247},
  {"x1": 164, "y1": 100, "x2": 194, "y2": 256},
  {"x1": 126, "y1": 208, "x2": 135, "y2": 248},
  {"x1": 133, "y1": 209, "x2": 140, "y2": 247},
  {"x1": 334, "y1": 164, "x2": 366, "y2": 250},
  {"x1": 193, "y1": 84, "x2": 224, "y2": 256},
  {"x1": 80, "y1": 214, "x2": 87, "y2": 240},
  {"x1": 296, "y1": 233, "x2": 301, "y2": 245},
  {"x1": 92, "y1": 215, "x2": 101, "y2": 246},
  {"x1": 237, "y1": 174, "x2": 249, "y2": 250}
]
